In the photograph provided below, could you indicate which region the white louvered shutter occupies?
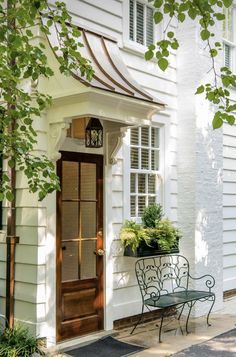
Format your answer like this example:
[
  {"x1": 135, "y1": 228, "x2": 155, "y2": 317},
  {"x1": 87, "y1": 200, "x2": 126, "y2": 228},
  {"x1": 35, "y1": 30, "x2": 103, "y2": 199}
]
[
  {"x1": 146, "y1": 6, "x2": 154, "y2": 46},
  {"x1": 224, "y1": 44, "x2": 231, "y2": 69},
  {"x1": 129, "y1": 0, "x2": 134, "y2": 41}
]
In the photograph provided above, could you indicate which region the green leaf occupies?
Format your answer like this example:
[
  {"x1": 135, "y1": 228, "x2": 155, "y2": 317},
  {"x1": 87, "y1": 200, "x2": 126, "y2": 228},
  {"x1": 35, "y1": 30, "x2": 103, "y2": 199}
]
[
  {"x1": 154, "y1": 0, "x2": 163, "y2": 8},
  {"x1": 195, "y1": 85, "x2": 204, "y2": 94},
  {"x1": 201, "y1": 29, "x2": 211, "y2": 41},
  {"x1": 178, "y1": 13, "x2": 186, "y2": 22},
  {"x1": 227, "y1": 115, "x2": 235, "y2": 125},
  {"x1": 6, "y1": 191, "x2": 14, "y2": 202},
  {"x1": 145, "y1": 50, "x2": 154, "y2": 60},
  {"x1": 154, "y1": 11, "x2": 163, "y2": 24},
  {"x1": 0, "y1": 192, "x2": 4, "y2": 201},
  {"x1": 222, "y1": 0, "x2": 233, "y2": 8},
  {"x1": 167, "y1": 31, "x2": 174, "y2": 38},
  {"x1": 214, "y1": 12, "x2": 225, "y2": 21},
  {"x1": 158, "y1": 58, "x2": 168, "y2": 71},
  {"x1": 213, "y1": 113, "x2": 223, "y2": 129}
]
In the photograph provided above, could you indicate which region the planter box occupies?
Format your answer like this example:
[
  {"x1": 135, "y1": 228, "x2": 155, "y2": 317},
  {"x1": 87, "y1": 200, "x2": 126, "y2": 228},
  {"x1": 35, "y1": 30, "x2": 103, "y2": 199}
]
[{"x1": 124, "y1": 240, "x2": 179, "y2": 257}]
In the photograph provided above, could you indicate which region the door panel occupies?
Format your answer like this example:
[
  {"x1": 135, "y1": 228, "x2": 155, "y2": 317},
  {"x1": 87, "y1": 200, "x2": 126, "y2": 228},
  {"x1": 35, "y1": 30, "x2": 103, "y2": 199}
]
[{"x1": 56, "y1": 152, "x2": 103, "y2": 342}]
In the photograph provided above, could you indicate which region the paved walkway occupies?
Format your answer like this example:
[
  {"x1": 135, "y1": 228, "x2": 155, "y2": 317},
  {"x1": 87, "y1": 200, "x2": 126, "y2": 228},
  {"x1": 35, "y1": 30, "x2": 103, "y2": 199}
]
[
  {"x1": 117, "y1": 296, "x2": 236, "y2": 356},
  {"x1": 54, "y1": 297, "x2": 236, "y2": 357}
]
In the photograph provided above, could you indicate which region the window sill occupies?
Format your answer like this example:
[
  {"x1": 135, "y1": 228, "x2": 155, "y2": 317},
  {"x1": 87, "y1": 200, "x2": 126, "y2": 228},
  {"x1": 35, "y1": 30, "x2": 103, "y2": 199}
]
[{"x1": 122, "y1": 39, "x2": 149, "y2": 57}]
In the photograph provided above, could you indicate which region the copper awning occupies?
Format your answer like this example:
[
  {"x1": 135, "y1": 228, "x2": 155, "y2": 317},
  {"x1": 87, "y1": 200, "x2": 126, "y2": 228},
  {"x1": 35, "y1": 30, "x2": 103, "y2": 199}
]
[{"x1": 46, "y1": 23, "x2": 164, "y2": 108}]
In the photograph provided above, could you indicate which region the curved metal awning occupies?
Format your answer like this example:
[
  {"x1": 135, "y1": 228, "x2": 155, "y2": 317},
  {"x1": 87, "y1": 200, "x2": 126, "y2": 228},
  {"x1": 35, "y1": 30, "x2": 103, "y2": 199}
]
[{"x1": 45, "y1": 22, "x2": 165, "y2": 109}]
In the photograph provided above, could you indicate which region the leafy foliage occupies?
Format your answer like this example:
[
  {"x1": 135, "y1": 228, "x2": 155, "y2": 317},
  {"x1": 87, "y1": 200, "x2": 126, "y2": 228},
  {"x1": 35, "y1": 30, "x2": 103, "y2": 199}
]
[
  {"x1": 142, "y1": 204, "x2": 163, "y2": 228},
  {"x1": 0, "y1": 0, "x2": 94, "y2": 201},
  {"x1": 0, "y1": 323, "x2": 46, "y2": 356},
  {"x1": 120, "y1": 205, "x2": 181, "y2": 253},
  {"x1": 147, "y1": 0, "x2": 236, "y2": 128}
]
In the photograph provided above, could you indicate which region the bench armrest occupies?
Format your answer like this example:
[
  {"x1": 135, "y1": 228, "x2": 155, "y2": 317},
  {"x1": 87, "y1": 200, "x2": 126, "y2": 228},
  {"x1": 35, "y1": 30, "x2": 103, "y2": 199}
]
[{"x1": 188, "y1": 273, "x2": 215, "y2": 292}]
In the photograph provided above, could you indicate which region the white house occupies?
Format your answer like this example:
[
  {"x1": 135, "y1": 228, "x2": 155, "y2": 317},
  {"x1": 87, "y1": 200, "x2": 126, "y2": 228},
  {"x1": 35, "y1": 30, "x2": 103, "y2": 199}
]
[{"x1": 0, "y1": 0, "x2": 236, "y2": 347}]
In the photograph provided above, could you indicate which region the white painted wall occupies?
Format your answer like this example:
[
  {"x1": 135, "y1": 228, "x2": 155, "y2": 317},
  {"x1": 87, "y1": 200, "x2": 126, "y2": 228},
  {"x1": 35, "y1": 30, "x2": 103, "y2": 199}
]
[{"x1": 177, "y1": 18, "x2": 224, "y2": 313}]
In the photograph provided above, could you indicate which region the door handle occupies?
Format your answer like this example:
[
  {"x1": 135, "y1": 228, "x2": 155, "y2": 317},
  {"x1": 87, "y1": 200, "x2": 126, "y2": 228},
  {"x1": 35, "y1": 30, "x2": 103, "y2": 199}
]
[{"x1": 94, "y1": 249, "x2": 105, "y2": 256}]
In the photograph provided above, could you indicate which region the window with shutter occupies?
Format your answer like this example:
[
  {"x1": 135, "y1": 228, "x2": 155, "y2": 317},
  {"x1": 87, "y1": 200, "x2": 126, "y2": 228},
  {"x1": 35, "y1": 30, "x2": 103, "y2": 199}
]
[
  {"x1": 130, "y1": 126, "x2": 161, "y2": 219},
  {"x1": 223, "y1": 6, "x2": 235, "y2": 70},
  {"x1": 129, "y1": 0, "x2": 154, "y2": 47},
  {"x1": 224, "y1": 43, "x2": 231, "y2": 68}
]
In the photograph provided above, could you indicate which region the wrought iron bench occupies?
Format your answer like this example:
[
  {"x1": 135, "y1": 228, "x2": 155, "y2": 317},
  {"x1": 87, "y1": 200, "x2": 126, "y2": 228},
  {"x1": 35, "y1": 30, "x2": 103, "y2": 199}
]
[{"x1": 131, "y1": 254, "x2": 215, "y2": 342}]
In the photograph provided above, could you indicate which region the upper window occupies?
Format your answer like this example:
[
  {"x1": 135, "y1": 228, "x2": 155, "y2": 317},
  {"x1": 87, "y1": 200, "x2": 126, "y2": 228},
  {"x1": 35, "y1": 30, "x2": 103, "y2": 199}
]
[
  {"x1": 223, "y1": 6, "x2": 235, "y2": 69},
  {"x1": 130, "y1": 126, "x2": 161, "y2": 219},
  {"x1": 129, "y1": 0, "x2": 154, "y2": 47}
]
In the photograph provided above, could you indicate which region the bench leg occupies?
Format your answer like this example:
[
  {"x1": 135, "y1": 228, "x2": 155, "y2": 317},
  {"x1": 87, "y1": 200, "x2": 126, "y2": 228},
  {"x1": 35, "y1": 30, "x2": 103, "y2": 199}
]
[
  {"x1": 207, "y1": 296, "x2": 215, "y2": 326},
  {"x1": 185, "y1": 301, "x2": 193, "y2": 334},
  {"x1": 159, "y1": 313, "x2": 164, "y2": 343},
  {"x1": 178, "y1": 303, "x2": 185, "y2": 320},
  {"x1": 130, "y1": 304, "x2": 144, "y2": 334}
]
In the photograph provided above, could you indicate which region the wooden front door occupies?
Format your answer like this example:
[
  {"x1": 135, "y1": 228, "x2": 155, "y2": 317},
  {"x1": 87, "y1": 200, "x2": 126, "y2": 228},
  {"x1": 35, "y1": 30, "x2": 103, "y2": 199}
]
[{"x1": 56, "y1": 152, "x2": 104, "y2": 342}]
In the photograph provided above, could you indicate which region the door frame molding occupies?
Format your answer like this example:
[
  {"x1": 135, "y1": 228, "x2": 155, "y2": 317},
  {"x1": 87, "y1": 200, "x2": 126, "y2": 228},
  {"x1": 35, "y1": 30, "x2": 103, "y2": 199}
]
[{"x1": 56, "y1": 151, "x2": 104, "y2": 342}]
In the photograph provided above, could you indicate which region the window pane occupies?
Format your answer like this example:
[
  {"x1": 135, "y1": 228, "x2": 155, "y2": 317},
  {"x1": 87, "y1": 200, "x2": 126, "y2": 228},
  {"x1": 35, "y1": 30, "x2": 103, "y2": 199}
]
[
  {"x1": 130, "y1": 173, "x2": 136, "y2": 193},
  {"x1": 141, "y1": 148, "x2": 149, "y2": 169},
  {"x1": 151, "y1": 127, "x2": 159, "y2": 148},
  {"x1": 141, "y1": 127, "x2": 149, "y2": 146},
  {"x1": 138, "y1": 173, "x2": 146, "y2": 193},
  {"x1": 129, "y1": 0, "x2": 134, "y2": 41},
  {"x1": 148, "y1": 174, "x2": 155, "y2": 193},
  {"x1": 138, "y1": 196, "x2": 146, "y2": 216},
  {"x1": 131, "y1": 147, "x2": 139, "y2": 168},
  {"x1": 151, "y1": 150, "x2": 159, "y2": 170},
  {"x1": 131, "y1": 127, "x2": 139, "y2": 145},
  {"x1": 148, "y1": 196, "x2": 156, "y2": 206},
  {"x1": 136, "y1": 2, "x2": 144, "y2": 44},
  {"x1": 146, "y1": 7, "x2": 154, "y2": 46},
  {"x1": 130, "y1": 196, "x2": 136, "y2": 217}
]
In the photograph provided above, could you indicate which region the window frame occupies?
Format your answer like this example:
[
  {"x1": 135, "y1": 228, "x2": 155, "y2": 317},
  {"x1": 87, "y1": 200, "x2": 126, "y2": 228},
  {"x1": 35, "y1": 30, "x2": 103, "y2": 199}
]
[
  {"x1": 125, "y1": 125, "x2": 164, "y2": 223},
  {"x1": 223, "y1": 5, "x2": 236, "y2": 71},
  {"x1": 123, "y1": 0, "x2": 161, "y2": 54}
]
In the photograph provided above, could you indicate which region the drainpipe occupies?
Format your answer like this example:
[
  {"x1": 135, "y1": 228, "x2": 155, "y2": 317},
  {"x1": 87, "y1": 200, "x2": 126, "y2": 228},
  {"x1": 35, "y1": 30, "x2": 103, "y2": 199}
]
[{"x1": 5, "y1": 0, "x2": 19, "y2": 329}]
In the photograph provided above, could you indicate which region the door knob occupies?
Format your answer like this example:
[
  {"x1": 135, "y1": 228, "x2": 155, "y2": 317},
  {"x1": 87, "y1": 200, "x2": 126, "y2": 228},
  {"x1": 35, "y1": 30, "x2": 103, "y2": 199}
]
[{"x1": 94, "y1": 249, "x2": 105, "y2": 256}]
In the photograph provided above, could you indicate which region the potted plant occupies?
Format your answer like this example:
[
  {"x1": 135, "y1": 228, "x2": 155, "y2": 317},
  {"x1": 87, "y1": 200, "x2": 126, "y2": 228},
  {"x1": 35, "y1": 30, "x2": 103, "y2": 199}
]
[{"x1": 120, "y1": 204, "x2": 181, "y2": 257}]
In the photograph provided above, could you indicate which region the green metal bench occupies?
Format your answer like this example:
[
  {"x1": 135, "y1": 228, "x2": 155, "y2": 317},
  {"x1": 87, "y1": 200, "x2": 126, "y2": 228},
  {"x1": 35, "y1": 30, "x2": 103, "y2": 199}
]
[{"x1": 131, "y1": 254, "x2": 215, "y2": 342}]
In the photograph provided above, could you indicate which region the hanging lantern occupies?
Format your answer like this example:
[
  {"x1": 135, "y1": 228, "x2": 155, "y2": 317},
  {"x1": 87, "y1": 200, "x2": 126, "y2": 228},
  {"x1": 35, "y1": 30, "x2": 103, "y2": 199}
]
[{"x1": 85, "y1": 118, "x2": 103, "y2": 148}]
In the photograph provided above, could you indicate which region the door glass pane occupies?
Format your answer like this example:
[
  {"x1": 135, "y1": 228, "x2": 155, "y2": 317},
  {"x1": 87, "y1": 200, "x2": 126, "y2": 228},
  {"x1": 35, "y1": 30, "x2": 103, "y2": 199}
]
[
  {"x1": 62, "y1": 161, "x2": 79, "y2": 200},
  {"x1": 81, "y1": 240, "x2": 96, "y2": 279},
  {"x1": 81, "y1": 163, "x2": 96, "y2": 200},
  {"x1": 81, "y1": 202, "x2": 96, "y2": 238},
  {"x1": 62, "y1": 241, "x2": 79, "y2": 281},
  {"x1": 62, "y1": 202, "x2": 79, "y2": 240}
]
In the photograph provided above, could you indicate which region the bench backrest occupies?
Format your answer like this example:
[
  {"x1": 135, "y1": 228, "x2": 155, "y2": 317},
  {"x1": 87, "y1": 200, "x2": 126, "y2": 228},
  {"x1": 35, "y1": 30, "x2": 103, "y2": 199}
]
[{"x1": 135, "y1": 255, "x2": 190, "y2": 301}]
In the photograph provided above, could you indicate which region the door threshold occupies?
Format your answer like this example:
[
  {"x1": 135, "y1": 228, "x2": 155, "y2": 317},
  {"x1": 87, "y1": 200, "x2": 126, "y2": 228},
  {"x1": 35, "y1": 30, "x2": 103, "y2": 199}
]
[{"x1": 56, "y1": 330, "x2": 117, "y2": 354}]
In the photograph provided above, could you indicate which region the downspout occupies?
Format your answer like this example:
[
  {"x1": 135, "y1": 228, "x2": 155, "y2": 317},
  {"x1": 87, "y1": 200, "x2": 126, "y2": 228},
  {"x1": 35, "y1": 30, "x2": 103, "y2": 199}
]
[{"x1": 5, "y1": 0, "x2": 19, "y2": 329}]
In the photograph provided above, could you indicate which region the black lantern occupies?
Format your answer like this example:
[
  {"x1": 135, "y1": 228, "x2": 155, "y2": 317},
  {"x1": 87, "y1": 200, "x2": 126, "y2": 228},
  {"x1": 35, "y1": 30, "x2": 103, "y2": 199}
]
[{"x1": 85, "y1": 118, "x2": 103, "y2": 148}]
